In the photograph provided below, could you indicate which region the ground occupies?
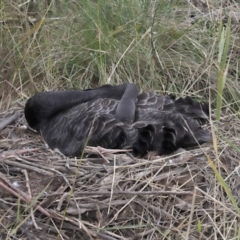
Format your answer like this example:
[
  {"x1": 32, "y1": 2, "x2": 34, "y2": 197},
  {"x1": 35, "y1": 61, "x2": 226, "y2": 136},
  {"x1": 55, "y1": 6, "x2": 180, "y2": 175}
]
[{"x1": 0, "y1": 104, "x2": 240, "y2": 239}]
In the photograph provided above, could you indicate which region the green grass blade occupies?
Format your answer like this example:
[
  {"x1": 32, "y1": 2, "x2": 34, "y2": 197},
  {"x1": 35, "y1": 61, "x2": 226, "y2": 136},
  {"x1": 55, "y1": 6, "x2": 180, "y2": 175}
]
[
  {"x1": 216, "y1": 18, "x2": 231, "y2": 121},
  {"x1": 207, "y1": 156, "x2": 240, "y2": 215}
]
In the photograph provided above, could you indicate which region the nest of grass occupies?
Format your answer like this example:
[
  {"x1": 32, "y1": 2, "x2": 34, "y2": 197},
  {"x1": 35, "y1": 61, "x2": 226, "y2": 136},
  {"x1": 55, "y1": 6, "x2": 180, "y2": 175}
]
[{"x1": 0, "y1": 105, "x2": 240, "y2": 240}]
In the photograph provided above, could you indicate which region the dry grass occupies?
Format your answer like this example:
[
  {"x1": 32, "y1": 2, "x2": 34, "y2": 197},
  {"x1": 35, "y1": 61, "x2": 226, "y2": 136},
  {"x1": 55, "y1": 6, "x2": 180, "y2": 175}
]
[
  {"x1": 0, "y1": 104, "x2": 240, "y2": 240},
  {"x1": 1, "y1": 0, "x2": 240, "y2": 239}
]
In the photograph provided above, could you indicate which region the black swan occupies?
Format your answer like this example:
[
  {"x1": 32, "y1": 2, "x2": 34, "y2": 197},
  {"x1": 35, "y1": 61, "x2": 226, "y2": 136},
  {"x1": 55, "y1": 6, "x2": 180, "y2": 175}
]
[{"x1": 24, "y1": 83, "x2": 212, "y2": 157}]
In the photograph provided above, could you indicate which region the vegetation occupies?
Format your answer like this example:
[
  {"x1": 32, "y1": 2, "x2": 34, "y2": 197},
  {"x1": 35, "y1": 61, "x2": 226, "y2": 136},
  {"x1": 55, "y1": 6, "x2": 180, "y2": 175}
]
[{"x1": 0, "y1": 0, "x2": 240, "y2": 239}]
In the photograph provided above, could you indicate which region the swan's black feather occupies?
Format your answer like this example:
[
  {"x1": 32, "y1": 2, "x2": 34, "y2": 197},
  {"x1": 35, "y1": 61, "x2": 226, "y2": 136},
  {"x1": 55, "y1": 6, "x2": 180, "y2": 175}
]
[{"x1": 24, "y1": 84, "x2": 212, "y2": 157}]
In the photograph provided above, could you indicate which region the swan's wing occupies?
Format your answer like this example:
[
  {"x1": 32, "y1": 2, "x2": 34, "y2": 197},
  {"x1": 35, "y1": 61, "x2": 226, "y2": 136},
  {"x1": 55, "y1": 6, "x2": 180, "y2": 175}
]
[
  {"x1": 136, "y1": 92, "x2": 174, "y2": 108},
  {"x1": 41, "y1": 98, "x2": 131, "y2": 156},
  {"x1": 136, "y1": 92, "x2": 209, "y2": 124}
]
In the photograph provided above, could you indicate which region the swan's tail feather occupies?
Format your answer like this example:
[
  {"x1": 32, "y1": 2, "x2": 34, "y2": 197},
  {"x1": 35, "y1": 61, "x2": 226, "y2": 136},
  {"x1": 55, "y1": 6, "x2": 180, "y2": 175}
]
[
  {"x1": 174, "y1": 97, "x2": 209, "y2": 123},
  {"x1": 181, "y1": 127, "x2": 212, "y2": 148}
]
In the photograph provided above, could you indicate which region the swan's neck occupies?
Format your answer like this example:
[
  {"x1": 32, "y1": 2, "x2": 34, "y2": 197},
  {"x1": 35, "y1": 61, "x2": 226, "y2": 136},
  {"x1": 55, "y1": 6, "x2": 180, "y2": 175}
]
[{"x1": 115, "y1": 84, "x2": 139, "y2": 123}]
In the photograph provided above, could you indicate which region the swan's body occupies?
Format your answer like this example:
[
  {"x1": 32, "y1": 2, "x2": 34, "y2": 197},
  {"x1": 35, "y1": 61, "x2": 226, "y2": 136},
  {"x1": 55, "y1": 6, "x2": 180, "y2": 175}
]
[{"x1": 24, "y1": 84, "x2": 211, "y2": 157}]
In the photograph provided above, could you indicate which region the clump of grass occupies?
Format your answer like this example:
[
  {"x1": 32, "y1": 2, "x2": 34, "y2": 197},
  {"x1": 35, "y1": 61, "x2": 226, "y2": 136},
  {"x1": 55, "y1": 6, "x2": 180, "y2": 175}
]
[
  {"x1": 0, "y1": 1, "x2": 229, "y2": 98},
  {"x1": 2, "y1": 0, "x2": 239, "y2": 110}
]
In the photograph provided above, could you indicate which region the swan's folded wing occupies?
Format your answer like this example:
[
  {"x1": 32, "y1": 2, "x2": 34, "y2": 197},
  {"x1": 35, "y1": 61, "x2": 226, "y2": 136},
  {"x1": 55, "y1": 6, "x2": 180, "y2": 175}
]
[{"x1": 40, "y1": 98, "x2": 135, "y2": 156}]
